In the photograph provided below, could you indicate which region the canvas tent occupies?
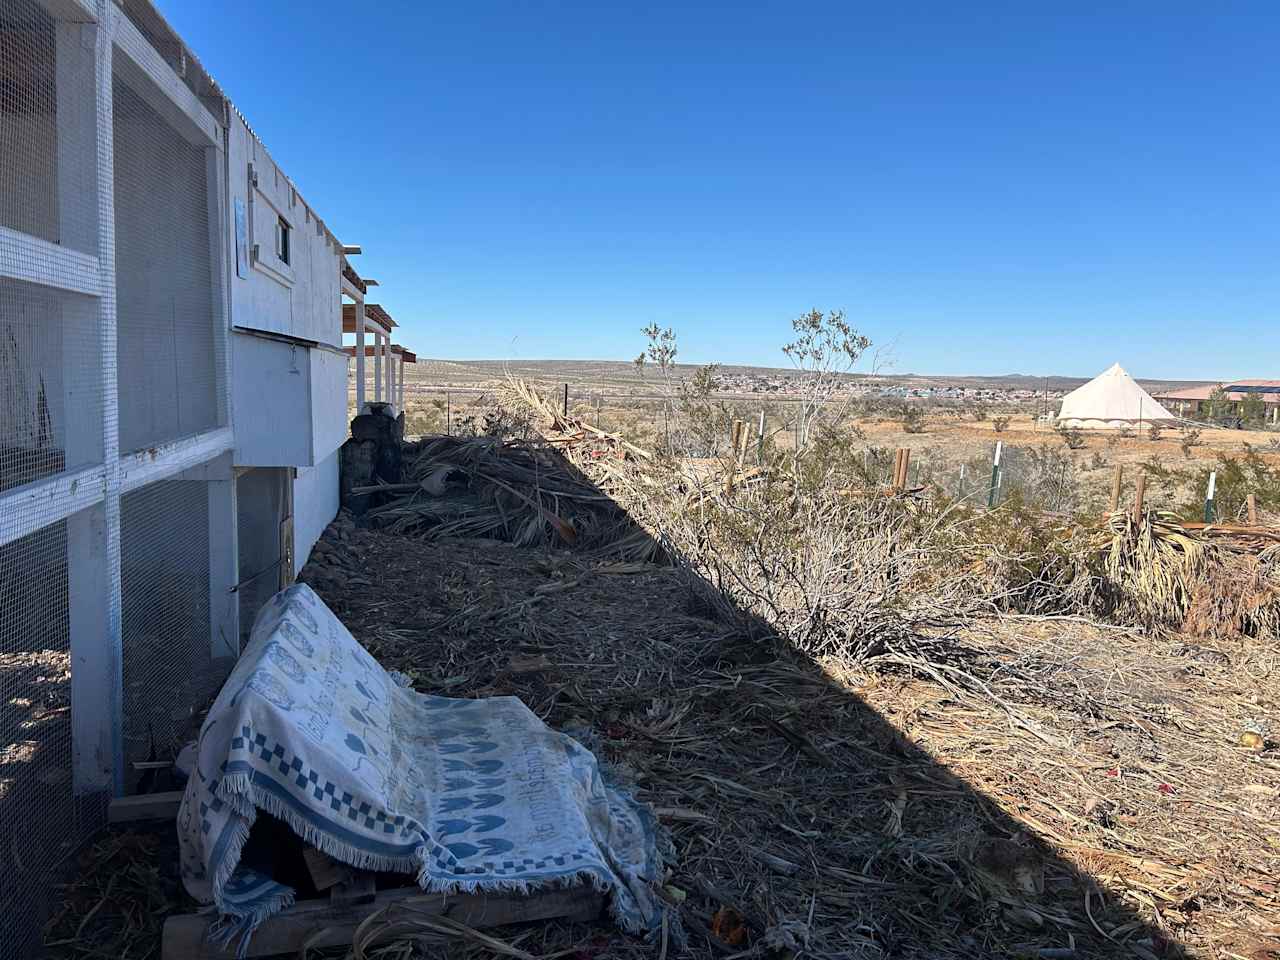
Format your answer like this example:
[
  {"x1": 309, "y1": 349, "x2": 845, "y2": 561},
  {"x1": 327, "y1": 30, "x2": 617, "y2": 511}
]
[{"x1": 1056, "y1": 363, "x2": 1177, "y2": 430}]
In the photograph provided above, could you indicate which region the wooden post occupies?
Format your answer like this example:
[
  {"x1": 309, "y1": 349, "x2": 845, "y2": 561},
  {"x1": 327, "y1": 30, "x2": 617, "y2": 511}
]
[
  {"x1": 1205, "y1": 470, "x2": 1217, "y2": 524},
  {"x1": 446, "y1": 391, "x2": 451, "y2": 436},
  {"x1": 892, "y1": 449, "x2": 904, "y2": 492},
  {"x1": 1109, "y1": 464, "x2": 1124, "y2": 514},
  {"x1": 958, "y1": 463, "x2": 966, "y2": 500},
  {"x1": 899, "y1": 448, "x2": 912, "y2": 490},
  {"x1": 353, "y1": 301, "x2": 366, "y2": 413},
  {"x1": 757, "y1": 410, "x2": 765, "y2": 464},
  {"x1": 1132, "y1": 474, "x2": 1146, "y2": 524},
  {"x1": 563, "y1": 383, "x2": 569, "y2": 418},
  {"x1": 1247, "y1": 493, "x2": 1259, "y2": 526}
]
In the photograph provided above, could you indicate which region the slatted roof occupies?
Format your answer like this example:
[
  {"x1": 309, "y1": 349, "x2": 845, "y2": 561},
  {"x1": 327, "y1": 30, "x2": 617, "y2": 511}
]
[
  {"x1": 344, "y1": 345, "x2": 417, "y2": 363},
  {"x1": 341, "y1": 303, "x2": 395, "y2": 335}
]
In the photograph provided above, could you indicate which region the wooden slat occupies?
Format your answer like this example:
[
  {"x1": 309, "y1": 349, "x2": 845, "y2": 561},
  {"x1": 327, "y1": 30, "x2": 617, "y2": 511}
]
[
  {"x1": 108, "y1": 790, "x2": 183, "y2": 824},
  {"x1": 162, "y1": 886, "x2": 604, "y2": 959}
]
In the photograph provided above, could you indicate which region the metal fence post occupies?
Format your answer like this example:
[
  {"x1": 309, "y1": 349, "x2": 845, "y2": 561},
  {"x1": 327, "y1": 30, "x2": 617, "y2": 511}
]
[{"x1": 987, "y1": 441, "x2": 1003, "y2": 508}]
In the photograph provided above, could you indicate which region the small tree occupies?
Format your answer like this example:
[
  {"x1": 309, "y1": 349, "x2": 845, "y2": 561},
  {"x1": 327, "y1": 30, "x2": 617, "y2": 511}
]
[
  {"x1": 992, "y1": 416, "x2": 1011, "y2": 433},
  {"x1": 1241, "y1": 392, "x2": 1266, "y2": 427},
  {"x1": 782, "y1": 309, "x2": 871, "y2": 451},
  {"x1": 1203, "y1": 385, "x2": 1231, "y2": 422}
]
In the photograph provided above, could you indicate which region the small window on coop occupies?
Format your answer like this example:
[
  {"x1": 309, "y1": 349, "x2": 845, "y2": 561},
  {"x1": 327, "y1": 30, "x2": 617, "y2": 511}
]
[{"x1": 275, "y1": 215, "x2": 291, "y2": 265}]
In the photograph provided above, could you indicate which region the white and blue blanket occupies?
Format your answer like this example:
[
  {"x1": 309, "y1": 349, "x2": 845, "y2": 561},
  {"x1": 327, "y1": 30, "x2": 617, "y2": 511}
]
[{"x1": 178, "y1": 584, "x2": 671, "y2": 953}]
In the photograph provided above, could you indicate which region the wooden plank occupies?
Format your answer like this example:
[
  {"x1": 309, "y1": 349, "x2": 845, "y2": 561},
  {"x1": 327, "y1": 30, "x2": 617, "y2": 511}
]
[
  {"x1": 108, "y1": 790, "x2": 183, "y2": 824},
  {"x1": 302, "y1": 847, "x2": 349, "y2": 892},
  {"x1": 0, "y1": 224, "x2": 102, "y2": 297},
  {"x1": 35, "y1": 0, "x2": 96, "y2": 23},
  {"x1": 330, "y1": 871, "x2": 377, "y2": 905},
  {"x1": 162, "y1": 886, "x2": 605, "y2": 959}
]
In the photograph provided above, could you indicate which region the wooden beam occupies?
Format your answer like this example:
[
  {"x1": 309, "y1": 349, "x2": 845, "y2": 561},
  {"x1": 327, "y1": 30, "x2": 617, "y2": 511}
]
[
  {"x1": 118, "y1": 427, "x2": 234, "y2": 494},
  {"x1": 34, "y1": 0, "x2": 96, "y2": 22},
  {"x1": 0, "y1": 225, "x2": 102, "y2": 297},
  {"x1": 112, "y1": 8, "x2": 221, "y2": 147},
  {"x1": 108, "y1": 790, "x2": 183, "y2": 823},
  {"x1": 162, "y1": 886, "x2": 605, "y2": 959},
  {"x1": 0, "y1": 462, "x2": 106, "y2": 549}
]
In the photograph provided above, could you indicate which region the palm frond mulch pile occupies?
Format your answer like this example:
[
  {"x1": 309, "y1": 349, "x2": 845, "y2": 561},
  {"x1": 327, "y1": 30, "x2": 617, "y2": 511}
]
[{"x1": 294, "y1": 516, "x2": 1280, "y2": 960}]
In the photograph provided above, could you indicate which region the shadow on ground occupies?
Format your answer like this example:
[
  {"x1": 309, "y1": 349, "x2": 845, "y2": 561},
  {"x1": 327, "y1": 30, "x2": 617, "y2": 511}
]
[{"x1": 297, "y1": 443, "x2": 1221, "y2": 960}]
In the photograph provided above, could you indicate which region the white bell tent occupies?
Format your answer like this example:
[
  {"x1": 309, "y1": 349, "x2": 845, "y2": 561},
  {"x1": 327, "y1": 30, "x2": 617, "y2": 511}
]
[{"x1": 1056, "y1": 363, "x2": 1177, "y2": 430}]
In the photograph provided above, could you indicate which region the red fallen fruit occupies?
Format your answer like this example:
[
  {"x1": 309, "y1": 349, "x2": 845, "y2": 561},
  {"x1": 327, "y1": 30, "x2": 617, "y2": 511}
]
[
  {"x1": 1157, "y1": 783, "x2": 1175, "y2": 795},
  {"x1": 711, "y1": 907, "x2": 748, "y2": 946}
]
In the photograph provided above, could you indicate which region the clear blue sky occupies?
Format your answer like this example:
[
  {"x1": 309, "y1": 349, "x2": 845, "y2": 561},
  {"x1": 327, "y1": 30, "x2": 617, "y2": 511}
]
[{"x1": 161, "y1": 1, "x2": 1278, "y2": 379}]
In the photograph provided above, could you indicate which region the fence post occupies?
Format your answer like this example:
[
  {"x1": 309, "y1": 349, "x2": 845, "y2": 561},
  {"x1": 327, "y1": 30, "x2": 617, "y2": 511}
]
[
  {"x1": 1204, "y1": 470, "x2": 1217, "y2": 524},
  {"x1": 1247, "y1": 493, "x2": 1258, "y2": 526},
  {"x1": 987, "y1": 441, "x2": 1003, "y2": 508},
  {"x1": 446, "y1": 391, "x2": 451, "y2": 436},
  {"x1": 757, "y1": 410, "x2": 765, "y2": 464},
  {"x1": 1132, "y1": 474, "x2": 1146, "y2": 524},
  {"x1": 1109, "y1": 464, "x2": 1124, "y2": 514},
  {"x1": 563, "y1": 383, "x2": 569, "y2": 418},
  {"x1": 958, "y1": 463, "x2": 966, "y2": 500}
]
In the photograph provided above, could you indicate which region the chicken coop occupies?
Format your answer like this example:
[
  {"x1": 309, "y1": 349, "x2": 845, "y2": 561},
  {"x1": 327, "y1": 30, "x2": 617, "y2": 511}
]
[{"x1": 0, "y1": 0, "x2": 361, "y2": 954}]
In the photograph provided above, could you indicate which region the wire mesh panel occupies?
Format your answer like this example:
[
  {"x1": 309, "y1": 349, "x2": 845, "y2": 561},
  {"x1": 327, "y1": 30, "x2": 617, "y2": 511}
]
[
  {"x1": 236, "y1": 467, "x2": 286, "y2": 645},
  {"x1": 120, "y1": 473, "x2": 225, "y2": 790},
  {"x1": 112, "y1": 51, "x2": 220, "y2": 454},
  {"x1": 0, "y1": 517, "x2": 101, "y2": 959},
  {"x1": 0, "y1": 0, "x2": 97, "y2": 254},
  {"x1": 0, "y1": 279, "x2": 103, "y2": 494}
]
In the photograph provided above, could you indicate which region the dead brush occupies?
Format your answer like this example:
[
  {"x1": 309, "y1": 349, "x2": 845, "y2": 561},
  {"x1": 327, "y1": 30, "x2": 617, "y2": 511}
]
[
  {"x1": 1089, "y1": 509, "x2": 1207, "y2": 629},
  {"x1": 625, "y1": 476, "x2": 979, "y2": 660},
  {"x1": 1183, "y1": 542, "x2": 1280, "y2": 638}
]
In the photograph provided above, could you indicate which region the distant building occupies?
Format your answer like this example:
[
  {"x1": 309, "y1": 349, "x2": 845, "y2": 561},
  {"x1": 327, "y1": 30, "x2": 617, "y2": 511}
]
[{"x1": 1154, "y1": 381, "x2": 1280, "y2": 423}]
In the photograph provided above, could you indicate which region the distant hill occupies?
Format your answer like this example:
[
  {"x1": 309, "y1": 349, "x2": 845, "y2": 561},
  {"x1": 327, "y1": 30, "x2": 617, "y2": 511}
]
[{"x1": 407, "y1": 358, "x2": 1211, "y2": 395}]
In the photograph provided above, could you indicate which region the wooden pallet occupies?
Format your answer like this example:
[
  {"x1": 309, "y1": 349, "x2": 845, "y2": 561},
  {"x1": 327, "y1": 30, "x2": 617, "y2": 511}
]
[{"x1": 162, "y1": 885, "x2": 605, "y2": 959}]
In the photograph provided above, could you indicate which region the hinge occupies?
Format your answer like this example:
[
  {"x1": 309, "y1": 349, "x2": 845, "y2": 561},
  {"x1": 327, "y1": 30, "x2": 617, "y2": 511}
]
[{"x1": 248, "y1": 163, "x2": 259, "y2": 188}]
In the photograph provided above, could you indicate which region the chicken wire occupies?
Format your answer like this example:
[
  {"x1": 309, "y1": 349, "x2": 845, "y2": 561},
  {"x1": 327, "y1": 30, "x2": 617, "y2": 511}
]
[
  {"x1": 0, "y1": 0, "x2": 97, "y2": 254},
  {"x1": 120, "y1": 473, "x2": 227, "y2": 791},
  {"x1": 0, "y1": 515, "x2": 104, "y2": 960},
  {"x1": 112, "y1": 50, "x2": 222, "y2": 455},
  {"x1": 0, "y1": 279, "x2": 103, "y2": 494}
]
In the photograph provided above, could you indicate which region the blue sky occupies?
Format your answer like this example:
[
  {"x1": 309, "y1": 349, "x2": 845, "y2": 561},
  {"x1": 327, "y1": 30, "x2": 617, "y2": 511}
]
[{"x1": 161, "y1": 1, "x2": 1278, "y2": 379}]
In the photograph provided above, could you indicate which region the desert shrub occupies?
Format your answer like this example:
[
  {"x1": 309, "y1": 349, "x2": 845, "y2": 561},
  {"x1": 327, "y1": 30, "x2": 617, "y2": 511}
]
[
  {"x1": 992, "y1": 416, "x2": 1010, "y2": 433},
  {"x1": 1142, "y1": 451, "x2": 1280, "y2": 522},
  {"x1": 1057, "y1": 425, "x2": 1086, "y2": 450},
  {"x1": 901, "y1": 404, "x2": 925, "y2": 434},
  {"x1": 1116, "y1": 425, "x2": 1134, "y2": 439},
  {"x1": 970, "y1": 404, "x2": 989, "y2": 422},
  {"x1": 1148, "y1": 424, "x2": 1163, "y2": 441},
  {"x1": 1178, "y1": 426, "x2": 1202, "y2": 458},
  {"x1": 1089, "y1": 451, "x2": 1107, "y2": 470}
]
